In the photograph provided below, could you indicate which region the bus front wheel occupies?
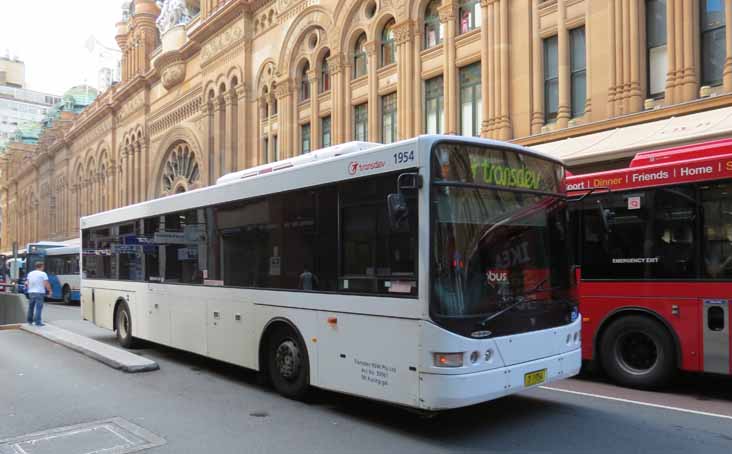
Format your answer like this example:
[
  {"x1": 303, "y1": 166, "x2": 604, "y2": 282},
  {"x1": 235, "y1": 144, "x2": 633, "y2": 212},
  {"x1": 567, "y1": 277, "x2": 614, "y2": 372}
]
[
  {"x1": 600, "y1": 315, "x2": 675, "y2": 389},
  {"x1": 115, "y1": 301, "x2": 138, "y2": 349},
  {"x1": 267, "y1": 325, "x2": 310, "y2": 400}
]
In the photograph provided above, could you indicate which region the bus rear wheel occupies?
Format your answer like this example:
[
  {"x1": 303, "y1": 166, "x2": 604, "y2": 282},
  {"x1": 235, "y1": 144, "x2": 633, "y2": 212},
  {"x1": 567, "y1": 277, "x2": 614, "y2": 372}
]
[
  {"x1": 62, "y1": 285, "x2": 71, "y2": 305},
  {"x1": 600, "y1": 315, "x2": 675, "y2": 389},
  {"x1": 267, "y1": 325, "x2": 310, "y2": 400},
  {"x1": 115, "y1": 301, "x2": 138, "y2": 349}
]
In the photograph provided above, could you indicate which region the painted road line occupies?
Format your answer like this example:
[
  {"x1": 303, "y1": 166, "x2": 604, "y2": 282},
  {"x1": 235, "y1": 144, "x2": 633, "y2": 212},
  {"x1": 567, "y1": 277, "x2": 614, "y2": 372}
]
[{"x1": 539, "y1": 385, "x2": 732, "y2": 421}]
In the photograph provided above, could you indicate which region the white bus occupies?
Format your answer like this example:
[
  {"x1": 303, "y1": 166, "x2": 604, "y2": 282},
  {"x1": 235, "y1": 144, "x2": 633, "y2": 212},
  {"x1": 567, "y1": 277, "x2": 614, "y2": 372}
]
[
  {"x1": 44, "y1": 246, "x2": 81, "y2": 304},
  {"x1": 80, "y1": 136, "x2": 581, "y2": 410}
]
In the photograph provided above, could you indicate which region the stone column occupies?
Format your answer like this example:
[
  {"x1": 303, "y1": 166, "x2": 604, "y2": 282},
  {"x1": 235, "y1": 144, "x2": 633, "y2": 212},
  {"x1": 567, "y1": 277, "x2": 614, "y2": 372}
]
[
  {"x1": 141, "y1": 143, "x2": 149, "y2": 202},
  {"x1": 327, "y1": 53, "x2": 344, "y2": 144},
  {"x1": 557, "y1": 0, "x2": 570, "y2": 129},
  {"x1": 224, "y1": 92, "x2": 235, "y2": 173},
  {"x1": 413, "y1": 27, "x2": 423, "y2": 135},
  {"x1": 666, "y1": 0, "x2": 678, "y2": 102},
  {"x1": 235, "y1": 85, "x2": 247, "y2": 169},
  {"x1": 126, "y1": 148, "x2": 132, "y2": 206},
  {"x1": 365, "y1": 40, "x2": 379, "y2": 142},
  {"x1": 530, "y1": 0, "x2": 544, "y2": 133},
  {"x1": 394, "y1": 20, "x2": 414, "y2": 139},
  {"x1": 213, "y1": 96, "x2": 224, "y2": 179},
  {"x1": 274, "y1": 80, "x2": 291, "y2": 158},
  {"x1": 201, "y1": 101, "x2": 213, "y2": 185},
  {"x1": 259, "y1": 97, "x2": 268, "y2": 163},
  {"x1": 135, "y1": 142, "x2": 142, "y2": 204},
  {"x1": 480, "y1": 0, "x2": 493, "y2": 138},
  {"x1": 439, "y1": 2, "x2": 458, "y2": 134},
  {"x1": 725, "y1": 0, "x2": 732, "y2": 91},
  {"x1": 584, "y1": 0, "x2": 593, "y2": 116},
  {"x1": 680, "y1": 0, "x2": 699, "y2": 102},
  {"x1": 344, "y1": 62, "x2": 353, "y2": 141},
  {"x1": 629, "y1": 0, "x2": 643, "y2": 112},
  {"x1": 308, "y1": 70, "x2": 320, "y2": 149},
  {"x1": 722, "y1": 0, "x2": 732, "y2": 92}
]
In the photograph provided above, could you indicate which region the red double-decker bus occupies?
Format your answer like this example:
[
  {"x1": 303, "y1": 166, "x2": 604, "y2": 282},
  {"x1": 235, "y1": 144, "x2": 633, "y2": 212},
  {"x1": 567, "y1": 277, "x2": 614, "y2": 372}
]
[{"x1": 568, "y1": 138, "x2": 732, "y2": 389}]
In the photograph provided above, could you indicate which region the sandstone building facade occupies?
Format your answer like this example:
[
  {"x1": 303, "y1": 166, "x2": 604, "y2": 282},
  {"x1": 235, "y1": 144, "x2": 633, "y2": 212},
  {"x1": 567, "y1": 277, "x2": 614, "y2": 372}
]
[{"x1": 1, "y1": 0, "x2": 732, "y2": 250}]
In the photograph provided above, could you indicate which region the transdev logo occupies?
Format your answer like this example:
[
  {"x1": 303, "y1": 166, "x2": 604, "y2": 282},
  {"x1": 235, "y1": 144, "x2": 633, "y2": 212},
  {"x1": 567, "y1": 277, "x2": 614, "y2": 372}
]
[{"x1": 348, "y1": 160, "x2": 386, "y2": 175}]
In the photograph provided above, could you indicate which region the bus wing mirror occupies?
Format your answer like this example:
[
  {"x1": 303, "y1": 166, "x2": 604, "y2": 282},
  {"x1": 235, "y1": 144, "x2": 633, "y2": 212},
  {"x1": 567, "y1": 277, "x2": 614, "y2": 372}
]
[
  {"x1": 397, "y1": 173, "x2": 422, "y2": 191},
  {"x1": 387, "y1": 193, "x2": 409, "y2": 230},
  {"x1": 597, "y1": 201, "x2": 613, "y2": 233}
]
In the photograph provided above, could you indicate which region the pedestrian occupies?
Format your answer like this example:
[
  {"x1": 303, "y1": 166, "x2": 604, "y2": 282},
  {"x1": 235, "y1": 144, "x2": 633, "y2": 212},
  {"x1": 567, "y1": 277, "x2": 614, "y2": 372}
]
[
  {"x1": 299, "y1": 266, "x2": 319, "y2": 291},
  {"x1": 26, "y1": 261, "x2": 51, "y2": 327}
]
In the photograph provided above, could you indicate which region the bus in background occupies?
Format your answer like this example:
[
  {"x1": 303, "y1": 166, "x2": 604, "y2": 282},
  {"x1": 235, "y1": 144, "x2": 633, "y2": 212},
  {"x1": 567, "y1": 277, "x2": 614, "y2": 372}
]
[
  {"x1": 20, "y1": 242, "x2": 68, "y2": 295},
  {"x1": 0, "y1": 254, "x2": 7, "y2": 290},
  {"x1": 44, "y1": 246, "x2": 81, "y2": 304},
  {"x1": 569, "y1": 138, "x2": 732, "y2": 389},
  {"x1": 81, "y1": 136, "x2": 581, "y2": 411}
]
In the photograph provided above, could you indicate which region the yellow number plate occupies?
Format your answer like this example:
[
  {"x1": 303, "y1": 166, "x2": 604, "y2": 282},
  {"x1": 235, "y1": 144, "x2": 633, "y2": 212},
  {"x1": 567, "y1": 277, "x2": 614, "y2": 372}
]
[{"x1": 524, "y1": 369, "x2": 547, "y2": 387}]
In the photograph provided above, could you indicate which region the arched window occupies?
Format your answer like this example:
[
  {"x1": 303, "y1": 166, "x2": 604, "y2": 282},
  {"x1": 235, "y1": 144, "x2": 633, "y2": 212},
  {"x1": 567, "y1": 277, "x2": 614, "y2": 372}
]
[
  {"x1": 353, "y1": 33, "x2": 368, "y2": 78},
  {"x1": 300, "y1": 61, "x2": 311, "y2": 102},
  {"x1": 381, "y1": 19, "x2": 396, "y2": 66},
  {"x1": 458, "y1": 0, "x2": 481, "y2": 34},
  {"x1": 320, "y1": 50, "x2": 331, "y2": 93},
  {"x1": 424, "y1": 0, "x2": 443, "y2": 49},
  {"x1": 162, "y1": 142, "x2": 200, "y2": 195}
]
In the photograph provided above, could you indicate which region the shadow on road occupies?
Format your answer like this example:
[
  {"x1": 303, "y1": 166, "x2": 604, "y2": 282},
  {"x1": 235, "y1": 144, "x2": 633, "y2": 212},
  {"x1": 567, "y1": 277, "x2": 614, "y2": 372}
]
[{"x1": 575, "y1": 362, "x2": 732, "y2": 403}]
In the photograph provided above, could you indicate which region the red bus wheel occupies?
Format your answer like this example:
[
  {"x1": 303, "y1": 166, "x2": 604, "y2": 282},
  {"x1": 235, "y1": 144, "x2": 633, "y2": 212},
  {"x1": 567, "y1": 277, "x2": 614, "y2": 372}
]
[{"x1": 600, "y1": 315, "x2": 675, "y2": 389}]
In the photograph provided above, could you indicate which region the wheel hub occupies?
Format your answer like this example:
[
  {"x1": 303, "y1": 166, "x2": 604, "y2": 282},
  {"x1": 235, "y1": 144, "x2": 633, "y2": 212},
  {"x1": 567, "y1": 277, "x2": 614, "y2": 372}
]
[
  {"x1": 615, "y1": 331, "x2": 658, "y2": 375},
  {"x1": 275, "y1": 340, "x2": 301, "y2": 380},
  {"x1": 119, "y1": 312, "x2": 129, "y2": 338}
]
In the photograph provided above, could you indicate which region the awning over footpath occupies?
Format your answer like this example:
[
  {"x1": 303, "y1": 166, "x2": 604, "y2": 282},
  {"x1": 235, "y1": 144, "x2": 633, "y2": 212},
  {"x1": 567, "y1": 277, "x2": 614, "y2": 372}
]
[{"x1": 530, "y1": 106, "x2": 732, "y2": 167}]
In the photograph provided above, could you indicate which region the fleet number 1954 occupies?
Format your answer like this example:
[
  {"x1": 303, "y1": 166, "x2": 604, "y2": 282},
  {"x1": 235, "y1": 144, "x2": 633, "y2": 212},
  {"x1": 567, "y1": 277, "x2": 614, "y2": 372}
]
[{"x1": 393, "y1": 150, "x2": 415, "y2": 164}]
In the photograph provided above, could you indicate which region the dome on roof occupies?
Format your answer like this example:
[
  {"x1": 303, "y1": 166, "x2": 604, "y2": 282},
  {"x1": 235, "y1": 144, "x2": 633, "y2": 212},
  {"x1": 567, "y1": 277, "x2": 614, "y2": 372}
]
[{"x1": 63, "y1": 85, "x2": 99, "y2": 107}]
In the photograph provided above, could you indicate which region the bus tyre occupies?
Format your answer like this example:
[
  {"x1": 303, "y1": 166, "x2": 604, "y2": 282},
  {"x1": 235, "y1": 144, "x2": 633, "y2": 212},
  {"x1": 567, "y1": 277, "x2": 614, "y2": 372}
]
[
  {"x1": 62, "y1": 286, "x2": 71, "y2": 305},
  {"x1": 600, "y1": 315, "x2": 675, "y2": 389},
  {"x1": 115, "y1": 302, "x2": 138, "y2": 349},
  {"x1": 267, "y1": 325, "x2": 310, "y2": 400}
]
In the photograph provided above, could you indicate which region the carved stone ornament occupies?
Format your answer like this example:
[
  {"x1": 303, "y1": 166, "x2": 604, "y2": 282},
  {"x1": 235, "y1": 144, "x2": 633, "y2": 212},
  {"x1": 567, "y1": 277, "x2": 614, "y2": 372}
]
[
  {"x1": 155, "y1": 51, "x2": 186, "y2": 90},
  {"x1": 162, "y1": 61, "x2": 186, "y2": 89},
  {"x1": 393, "y1": 21, "x2": 414, "y2": 45}
]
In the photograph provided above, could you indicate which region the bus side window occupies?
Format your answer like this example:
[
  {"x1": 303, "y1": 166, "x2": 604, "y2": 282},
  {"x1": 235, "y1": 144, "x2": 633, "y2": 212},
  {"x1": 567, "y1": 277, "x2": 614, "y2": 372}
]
[{"x1": 700, "y1": 182, "x2": 732, "y2": 280}]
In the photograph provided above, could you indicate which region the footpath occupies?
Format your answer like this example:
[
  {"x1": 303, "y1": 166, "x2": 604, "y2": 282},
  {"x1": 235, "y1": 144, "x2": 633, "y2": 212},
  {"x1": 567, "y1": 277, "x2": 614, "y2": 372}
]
[{"x1": 0, "y1": 293, "x2": 157, "y2": 373}]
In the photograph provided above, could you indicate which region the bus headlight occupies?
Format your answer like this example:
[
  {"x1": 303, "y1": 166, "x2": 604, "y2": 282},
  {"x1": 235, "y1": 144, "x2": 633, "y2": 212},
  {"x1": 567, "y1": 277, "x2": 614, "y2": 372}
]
[{"x1": 433, "y1": 352, "x2": 464, "y2": 367}]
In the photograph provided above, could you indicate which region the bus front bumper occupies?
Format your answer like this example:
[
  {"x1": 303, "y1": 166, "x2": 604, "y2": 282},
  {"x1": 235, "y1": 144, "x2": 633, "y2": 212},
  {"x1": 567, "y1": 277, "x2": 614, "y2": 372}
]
[{"x1": 418, "y1": 347, "x2": 581, "y2": 410}]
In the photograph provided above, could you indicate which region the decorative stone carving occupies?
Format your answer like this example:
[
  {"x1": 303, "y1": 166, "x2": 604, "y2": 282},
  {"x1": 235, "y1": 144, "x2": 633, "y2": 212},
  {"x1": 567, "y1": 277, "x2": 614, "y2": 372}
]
[
  {"x1": 161, "y1": 142, "x2": 199, "y2": 194},
  {"x1": 327, "y1": 53, "x2": 344, "y2": 74},
  {"x1": 118, "y1": 92, "x2": 146, "y2": 122},
  {"x1": 161, "y1": 60, "x2": 186, "y2": 89},
  {"x1": 393, "y1": 20, "x2": 414, "y2": 45},
  {"x1": 154, "y1": 48, "x2": 187, "y2": 90},
  {"x1": 438, "y1": 4, "x2": 456, "y2": 23},
  {"x1": 273, "y1": 79, "x2": 292, "y2": 99},
  {"x1": 201, "y1": 20, "x2": 245, "y2": 64}
]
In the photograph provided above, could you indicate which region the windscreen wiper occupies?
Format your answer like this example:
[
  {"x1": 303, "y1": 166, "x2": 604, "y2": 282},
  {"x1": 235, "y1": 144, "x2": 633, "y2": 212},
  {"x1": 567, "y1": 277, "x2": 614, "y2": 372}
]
[{"x1": 477, "y1": 279, "x2": 548, "y2": 327}]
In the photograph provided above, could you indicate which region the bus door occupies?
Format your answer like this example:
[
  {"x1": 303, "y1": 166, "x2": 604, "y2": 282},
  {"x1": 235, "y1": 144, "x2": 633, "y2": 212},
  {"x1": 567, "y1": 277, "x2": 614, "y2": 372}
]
[{"x1": 702, "y1": 300, "x2": 730, "y2": 374}]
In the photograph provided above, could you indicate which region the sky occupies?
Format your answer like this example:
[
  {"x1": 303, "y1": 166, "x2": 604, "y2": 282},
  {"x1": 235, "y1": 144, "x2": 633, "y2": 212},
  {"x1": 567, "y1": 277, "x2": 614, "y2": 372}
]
[{"x1": 0, "y1": 0, "x2": 122, "y2": 95}]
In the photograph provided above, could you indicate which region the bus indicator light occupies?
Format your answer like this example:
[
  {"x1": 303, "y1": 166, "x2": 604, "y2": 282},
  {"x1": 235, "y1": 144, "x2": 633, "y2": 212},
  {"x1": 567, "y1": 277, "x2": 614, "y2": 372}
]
[{"x1": 434, "y1": 353, "x2": 464, "y2": 367}]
